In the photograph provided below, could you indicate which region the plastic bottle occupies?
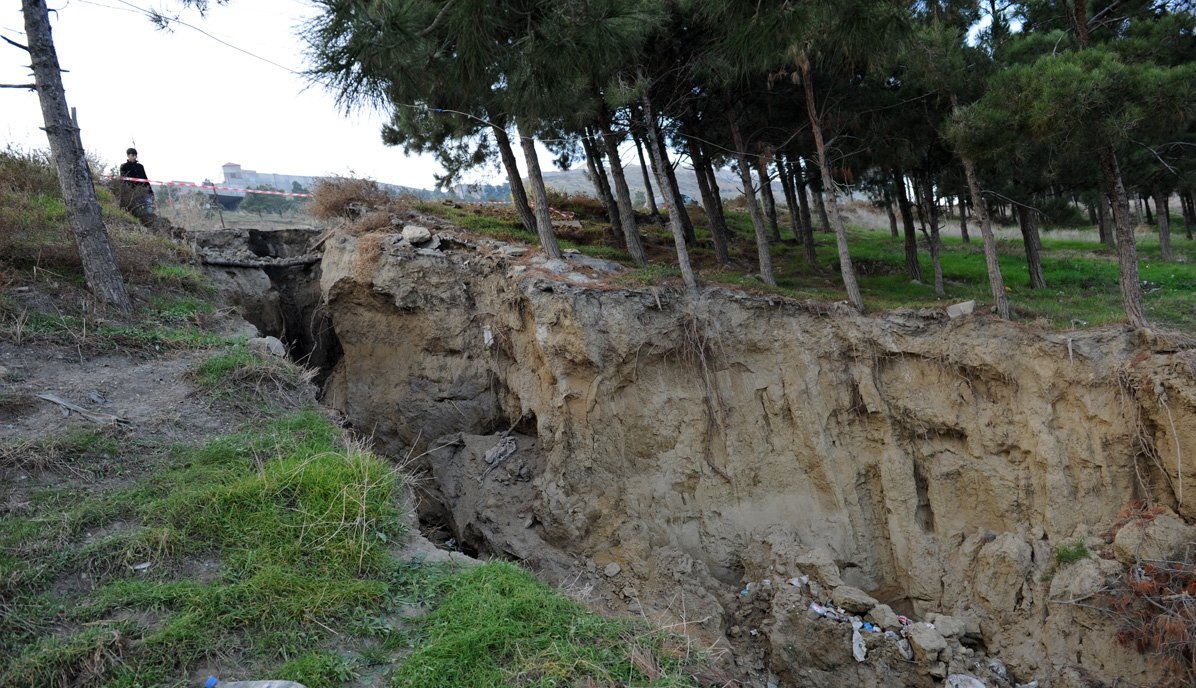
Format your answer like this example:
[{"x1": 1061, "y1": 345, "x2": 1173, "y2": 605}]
[{"x1": 204, "y1": 677, "x2": 308, "y2": 688}]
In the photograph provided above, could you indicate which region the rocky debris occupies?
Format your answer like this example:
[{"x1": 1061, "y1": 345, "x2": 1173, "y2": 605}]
[
  {"x1": 1112, "y1": 506, "x2": 1196, "y2": 564},
  {"x1": 906, "y1": 622, "x2": 948, "y2": 663},
  {"x1": 831, "y1": 585, "x2": 878, "y2": 614},
  {"x1": 401, "y1": 224, "x2": 432, "y2": 245},
  {"x1": 248, "y1": 336, "x2": 287, "y2": 357},
  {"x1": 866, "y1": 604, "x2": 901, "y2": 630},
  {"x1": 925, "y1": 612, "x2": 976, "y2": 640},
  {"x1": 947, "y1": 300, "x2": 976, "y2": 318},
  {"x1": 1047, "y1": 556, "x2": 1122, "y2": 601},
  {"x1": 603, "y1": 562, "x2": 621, "y2": 577}
]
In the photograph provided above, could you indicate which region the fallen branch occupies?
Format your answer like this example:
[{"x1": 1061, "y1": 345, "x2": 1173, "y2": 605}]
[
  {"x1": 36, "y1": 393, "x2": 131, "y2": 427},
  {"x1": 200, "y1": 254, "x2": 321, "y2": 268}
]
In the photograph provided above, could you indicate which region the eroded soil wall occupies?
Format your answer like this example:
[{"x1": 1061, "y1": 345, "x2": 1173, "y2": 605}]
[{"x1": 319, "y1": 230, "x2": 1196, "y2": 687}]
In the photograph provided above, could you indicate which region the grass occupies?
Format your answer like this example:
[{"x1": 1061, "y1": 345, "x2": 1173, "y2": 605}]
[
  {"x1": 0, "y1": 411, "x2": 412, "y2": 687},
  {"x1": 191, "y1": 345, "x2": 315, "y2": 412},
  {"x1": 1055, "y1": 540, "x2": 1090, "y2": 566},
  {"x1": 415, "y1": 198, "x2": 1196, "y2": 330},
  {"x1": 1, "y1": 409, "x2": 703, "y2": 688},
  {"x1": 393, "y1": 562, "x2": 696, "y2": 688}
]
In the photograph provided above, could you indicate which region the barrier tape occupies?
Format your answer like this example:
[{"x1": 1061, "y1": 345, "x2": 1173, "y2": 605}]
[
  {"x1": 106, "y1": 176, "x2": 311, "y2": 198},
  {"x1": 108, "y1": 176, "x2": 577, "y2": 218}
]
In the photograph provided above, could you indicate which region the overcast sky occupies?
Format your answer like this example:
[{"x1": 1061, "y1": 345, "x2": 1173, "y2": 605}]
[{"x1": 1, "y1": 0, "x2": 472, "y2": 189}]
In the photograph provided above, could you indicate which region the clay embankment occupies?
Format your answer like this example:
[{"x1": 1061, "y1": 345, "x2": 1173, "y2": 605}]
[{"x1": 202, "y1": 223, "x2": 1196, "y2": 687}]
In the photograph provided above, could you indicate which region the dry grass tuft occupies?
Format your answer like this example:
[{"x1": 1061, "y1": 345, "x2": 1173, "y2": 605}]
[{"x1": 309, "y1": 177, "x2": 393, "y2": 220}]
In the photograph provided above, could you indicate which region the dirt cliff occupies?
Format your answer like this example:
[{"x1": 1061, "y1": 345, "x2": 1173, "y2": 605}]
[{"x1": 315, "y1": 226, "x2": 1196, "y2": 687}]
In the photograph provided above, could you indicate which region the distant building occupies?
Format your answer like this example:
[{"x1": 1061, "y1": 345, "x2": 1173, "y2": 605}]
[{"x1": 221, "y1": 163, "x2": 312, "y2": 195}]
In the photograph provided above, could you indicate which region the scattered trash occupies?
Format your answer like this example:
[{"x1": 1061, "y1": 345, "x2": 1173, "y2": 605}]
[
  {"x1": 205, "y1": 678, "x2": 308, "y2": 688},
  {"x1": 1014, "y1": 682, "x2": 1040, "y2": 688},
  {"x1": 989, "y1": 659, "x2": 1008, "y2": 678},
  {"x1": 131, "y1": 561, "x2": 152, "y2": 572},
  {"x1": 897, "y1": 638, "x2": 914, "y2": 660},
  {"x1": 787, "y1": 575, "x2": 809, "y2": 587},
  {"x1": 749, "y1": 628, "x2": 759, "y2": 637},
  {"x1": 851, "y1": 619, "x2": 867, "y2": 662},
  {"x1": 897, "y1": 615, "x2": 912, "y2": 626},
  {"x1": 482, "y1": 324, "x2": 494, "y2": 348},
  {"x1": 740, "y1": 582, "x2": 752, "y2": 597}
]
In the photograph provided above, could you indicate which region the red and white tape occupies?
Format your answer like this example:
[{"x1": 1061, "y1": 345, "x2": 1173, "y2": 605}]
[{"x1": 106, "y1": 176, "x2": 311, "y2": 198}]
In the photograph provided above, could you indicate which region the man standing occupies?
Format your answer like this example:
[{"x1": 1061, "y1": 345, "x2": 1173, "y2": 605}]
[{"x1": 118, "y1": 147, "x2": 154, "y2": 219}]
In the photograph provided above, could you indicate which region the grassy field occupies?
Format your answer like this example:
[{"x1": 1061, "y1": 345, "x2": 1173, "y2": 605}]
[{"x1": 420, "y1": 198, "x2": 1196, "y2": 331}]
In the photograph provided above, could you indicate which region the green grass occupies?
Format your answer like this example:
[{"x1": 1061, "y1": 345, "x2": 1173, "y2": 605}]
[
  {"x1": 1055, "y1": 540, "x2": 1091, "y2": 566},
  {"x1": 417, "y1": 199, "x2": 1196, "y2": 330},
  {"x1": 393, "y1": 562, "x2": 695, "y2": 688},
  {"x1": 0, "y1": 411, "x2": 415, "y2": 687},
  {"x1": 1, "y1": 409, "x2": 704, "y2": 688}
]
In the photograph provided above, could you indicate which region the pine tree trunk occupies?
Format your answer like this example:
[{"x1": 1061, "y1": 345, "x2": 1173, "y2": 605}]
[
  {"x1": 883, "y1": 185, "x2": 898, "y2": 238},
  {"x1": 754, "y1": 148, "x2": 781, "y2": 242},
  {"x1": 1097, "y1": 144, "x2": 1146, "y2": 328},
  {"x1": 777, "y1": 154, "x2": 810, "y2": 260},
  {"x1": 703, "y1": 143, "x2": 729, "y2": 223},
  {"x1": 1016, "y1": 205, "x2": 1047, "y2": 289},
  {"x1": 581, "y1": 131, "x2": 622, "y2": 243},
  {"x1": 1155, "y1": 190, "x2": 1172, "y2": 262},
  {"x1": 894, "y1": 168, "x2": 922, "y2": 282},
  {"x1": 729, "y1": 111, "x2": 775, "y2": 286},
  {"x1": 917, "y1": 174, "x2": 945, "y2": 297},
  {"x1": 958, "y1": 192, "x2": 971, "y2": 243},
  {"x1": 688, "y1": 135, "x2": 729, "y2": 265},
  {"x1": 793, "y1": 158, "x2": 816, "y2": 264},
  {"x1": 598, "y1": 120, "x2": 647, "y2": 266},
  {"x1": 812, "y1": 184, "x2": 831, "y2": 232},
  {"x1": 492, "y1": 125, "x2": 536, "y2": 234},
  {"x1": 23, "y1": 0, "x2": 132, "y2": 313},
  {"x1": 801, "y1": 57, "x2": 862, "y2": 310},
  {"x1": 1086, "y1": 200, "x2": 1097, "y2": 225},
  {"x1": 1143, "y1": 194, "x2": 1154, "y2": 225},
  {"x1": 1182, "y1": 190, "x2": 1195, "y2": 240},
  {"x1": 662, "y1": 149, "x2": 696, "y2": 244},
  {"x1": 632, "y1": 130, "x2": 662, "y2": 224},
  {"x1": 517, "y1": 126, "x2": 562, "y2": 260},
  {"x1": 1097, "y1": 193, "x2": 1115, "y2": 248},
  {"x1": 961, "y1": 155, "x2": 1009, "y2": 319},
  {"x1": 642, "y1": 94, "x2": 697, "y2": 291}
]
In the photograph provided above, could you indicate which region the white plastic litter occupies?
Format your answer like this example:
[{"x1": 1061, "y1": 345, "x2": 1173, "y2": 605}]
[
  {"x1": 851, "y1": 619, "x2": 867, "y2": 662},
  {"x1": 945, "y1": 675, "x2": 986, "y2": 688}
]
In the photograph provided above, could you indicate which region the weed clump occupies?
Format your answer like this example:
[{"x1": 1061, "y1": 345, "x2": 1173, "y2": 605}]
[
  {"x1": 1054, "y1": 540, "x2": 1090, "y2": 566},
  {"x1": 191, "y1": 345, "x2": 316, "y2": 411}
]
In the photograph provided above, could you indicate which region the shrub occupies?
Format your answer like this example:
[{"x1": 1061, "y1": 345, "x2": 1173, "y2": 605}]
[{"x1": 309, "y1": 177, "x2": 393, "y2": 220}]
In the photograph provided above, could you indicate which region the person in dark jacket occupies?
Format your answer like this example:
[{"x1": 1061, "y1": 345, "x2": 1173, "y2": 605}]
[{"x1": 118, "y1": 147, "x2": 154, "y2": 218}]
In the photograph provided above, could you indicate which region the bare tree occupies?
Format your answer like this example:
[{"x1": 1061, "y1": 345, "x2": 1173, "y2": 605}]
[{"x1": 16, "y1": 0, "x2": 133, "y2": 312}]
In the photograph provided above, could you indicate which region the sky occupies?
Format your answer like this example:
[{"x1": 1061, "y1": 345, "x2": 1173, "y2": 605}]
[{"x1": 1, "y1": 0, "x2": 470, "y2": 190}]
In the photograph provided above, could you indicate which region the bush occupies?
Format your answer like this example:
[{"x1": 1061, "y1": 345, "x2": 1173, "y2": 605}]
[{"x1": 309, "y1": 177, "x2": 393, "y2": 220}]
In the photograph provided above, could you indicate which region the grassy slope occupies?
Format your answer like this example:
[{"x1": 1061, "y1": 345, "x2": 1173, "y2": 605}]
[{"x1": 0, "y1": 150, "x2": 702, "y2": 688}]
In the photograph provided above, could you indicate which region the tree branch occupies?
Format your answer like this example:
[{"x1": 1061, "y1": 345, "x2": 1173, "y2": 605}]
[
  {"x1": 0, "y1": 83, "x2": 37, "y2": 90},
  {"x1": 2, "y1": 35, "x2": 29, "y2": 52}
]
